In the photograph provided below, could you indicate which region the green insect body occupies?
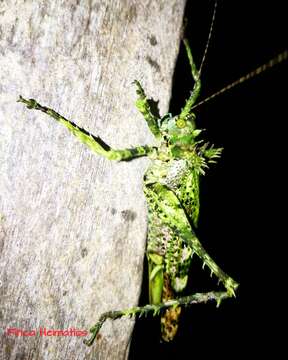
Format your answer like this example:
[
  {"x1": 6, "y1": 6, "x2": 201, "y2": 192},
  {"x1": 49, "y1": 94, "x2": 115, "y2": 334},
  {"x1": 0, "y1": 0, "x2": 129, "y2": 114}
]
[{"x1": 18, "y1": 38, "x2": 240, "y2": 344}]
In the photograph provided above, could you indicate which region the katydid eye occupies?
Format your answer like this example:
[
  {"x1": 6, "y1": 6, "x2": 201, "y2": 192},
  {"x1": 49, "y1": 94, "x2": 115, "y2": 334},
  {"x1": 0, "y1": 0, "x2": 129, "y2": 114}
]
[
  {"x1": 176, "y1": 118, "x2": 186, "y2": 128},
  {"x1": 188, "y1": 113, "x2": 196, "y2": 122}
]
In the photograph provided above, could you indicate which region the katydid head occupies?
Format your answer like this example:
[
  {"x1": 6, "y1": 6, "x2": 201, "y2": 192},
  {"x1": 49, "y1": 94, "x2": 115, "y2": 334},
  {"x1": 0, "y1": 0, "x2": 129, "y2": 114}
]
[{"x1": 159, "y1": 113, "x2": 202, "y2": 146}]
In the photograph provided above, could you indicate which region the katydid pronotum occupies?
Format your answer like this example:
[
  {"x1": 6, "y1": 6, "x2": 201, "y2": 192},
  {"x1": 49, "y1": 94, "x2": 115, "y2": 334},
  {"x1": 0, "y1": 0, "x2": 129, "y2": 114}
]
[{"x1": 18, "y1": 0, "x2": 287, "y2": 347}]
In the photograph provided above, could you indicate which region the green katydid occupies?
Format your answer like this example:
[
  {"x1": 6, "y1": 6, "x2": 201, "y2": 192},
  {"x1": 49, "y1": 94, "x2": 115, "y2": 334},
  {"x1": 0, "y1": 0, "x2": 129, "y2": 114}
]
[{"x1": 18, "y1": 0, "x2": 287, "y2": 346}]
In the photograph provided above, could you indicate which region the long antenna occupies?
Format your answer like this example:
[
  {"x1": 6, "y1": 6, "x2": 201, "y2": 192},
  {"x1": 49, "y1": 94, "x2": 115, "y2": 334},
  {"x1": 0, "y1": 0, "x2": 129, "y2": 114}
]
[
  {"x1": 192, "y1": 50, "x2": 288, "y2": 110},
  {"x1": 198, "y1": 0, "x2": 218, "y2": 76}
]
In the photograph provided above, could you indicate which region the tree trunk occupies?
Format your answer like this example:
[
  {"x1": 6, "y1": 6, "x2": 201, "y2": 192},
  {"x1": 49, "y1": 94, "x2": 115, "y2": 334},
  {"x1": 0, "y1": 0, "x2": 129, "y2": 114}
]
[{"x1": 0, "y1": 0, "x2": 186, "y2": 359}]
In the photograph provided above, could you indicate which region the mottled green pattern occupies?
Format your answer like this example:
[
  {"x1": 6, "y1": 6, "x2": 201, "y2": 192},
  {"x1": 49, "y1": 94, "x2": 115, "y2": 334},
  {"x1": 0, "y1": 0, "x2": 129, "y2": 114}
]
[{"x1": 18, "y1": 37, "x2": 239, "y2": 345}]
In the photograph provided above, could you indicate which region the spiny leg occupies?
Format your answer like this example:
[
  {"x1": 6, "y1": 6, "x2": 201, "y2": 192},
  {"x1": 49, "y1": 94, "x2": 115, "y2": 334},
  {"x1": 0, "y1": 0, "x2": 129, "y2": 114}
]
[
  {"x1": 133, "y1": 80, "x2": 161, "y2": 139},
  {"x1": 144, "y1": 181, "x2": 238, "y2": 341},
  {"x1": 147, "y1": 183, "x2": 239, "y2": 296},
  {"x1": 18, "y1": 96, "x2": 157, "y2": 161},
  {"x1": 84, "y1": 178, "x2": 236, "y2": 346},
  {"x1": 179, "y1": 38, "x2": 201, "y2": 122},
  {"x1": 83, "y1": 290, "x2": 229, "y2": 346}
]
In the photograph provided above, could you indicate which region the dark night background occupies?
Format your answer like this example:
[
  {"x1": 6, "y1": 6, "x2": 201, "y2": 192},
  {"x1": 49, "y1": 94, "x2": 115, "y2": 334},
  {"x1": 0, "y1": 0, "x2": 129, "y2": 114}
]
[{"x1": 129, "y1": 1, "x2": 286, "y2": 358}]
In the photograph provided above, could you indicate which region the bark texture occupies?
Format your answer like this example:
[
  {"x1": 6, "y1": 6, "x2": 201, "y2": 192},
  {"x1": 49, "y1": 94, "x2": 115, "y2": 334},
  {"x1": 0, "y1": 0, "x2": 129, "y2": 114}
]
[{"x1": 0, "y1": 0, "x2": 186, "y2": 358}]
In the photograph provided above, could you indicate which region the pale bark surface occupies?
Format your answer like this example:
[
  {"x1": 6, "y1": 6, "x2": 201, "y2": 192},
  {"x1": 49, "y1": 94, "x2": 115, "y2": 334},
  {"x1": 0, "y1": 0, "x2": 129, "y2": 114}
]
[{"x1": 0, "y1": 0, "x2": 186, "y2": 358}]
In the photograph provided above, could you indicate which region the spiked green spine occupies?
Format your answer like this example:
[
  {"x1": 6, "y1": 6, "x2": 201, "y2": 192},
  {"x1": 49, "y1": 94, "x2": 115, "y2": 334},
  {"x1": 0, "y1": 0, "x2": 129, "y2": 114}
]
[{"x1": 18, "y1": 37, "x2": 239, "y2": 345}]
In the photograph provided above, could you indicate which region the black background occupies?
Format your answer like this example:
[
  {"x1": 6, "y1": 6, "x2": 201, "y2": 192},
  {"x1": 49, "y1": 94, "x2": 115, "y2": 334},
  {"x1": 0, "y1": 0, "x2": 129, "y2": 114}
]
[{"x1": 129, "y1": 1, "x2": 286, "y2": 358}]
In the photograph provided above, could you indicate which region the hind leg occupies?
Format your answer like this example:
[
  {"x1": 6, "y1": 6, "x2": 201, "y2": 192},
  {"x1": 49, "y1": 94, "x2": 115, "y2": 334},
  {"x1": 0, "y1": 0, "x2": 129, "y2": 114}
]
[
  {"x1": 146, "y1": 183, "x2": 239, "y2": 296},
  {"x1": 83, "y1": 290, "x2": 229, "y2": 346},
  {"x1": 84, "y1": 183, "x2": 239, "y2": 346}
]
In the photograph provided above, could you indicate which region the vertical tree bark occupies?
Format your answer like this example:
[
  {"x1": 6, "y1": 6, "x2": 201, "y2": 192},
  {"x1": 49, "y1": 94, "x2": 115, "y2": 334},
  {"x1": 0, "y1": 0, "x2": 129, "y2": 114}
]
[{"x1": 0, "y1": 0, "x2": 186, "y2": 359}]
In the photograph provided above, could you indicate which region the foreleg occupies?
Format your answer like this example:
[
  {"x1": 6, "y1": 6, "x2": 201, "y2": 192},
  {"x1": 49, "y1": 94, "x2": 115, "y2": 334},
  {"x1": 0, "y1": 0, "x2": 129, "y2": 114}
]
[
  {"x1": 179, "y1": 39, "x2": 201, "y2": 122},
  {"x1": 133, "y1": 80, "x2": 161, "y2": 139},
  {"x1": 18, "y1": 96, "x2": 156, "y2": 161}
]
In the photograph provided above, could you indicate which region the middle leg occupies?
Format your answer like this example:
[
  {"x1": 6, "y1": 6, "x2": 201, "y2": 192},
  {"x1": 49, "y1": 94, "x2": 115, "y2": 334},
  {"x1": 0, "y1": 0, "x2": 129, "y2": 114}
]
[{"x1": 18, "y1": 96, "x2": 157, "y2": 161}]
